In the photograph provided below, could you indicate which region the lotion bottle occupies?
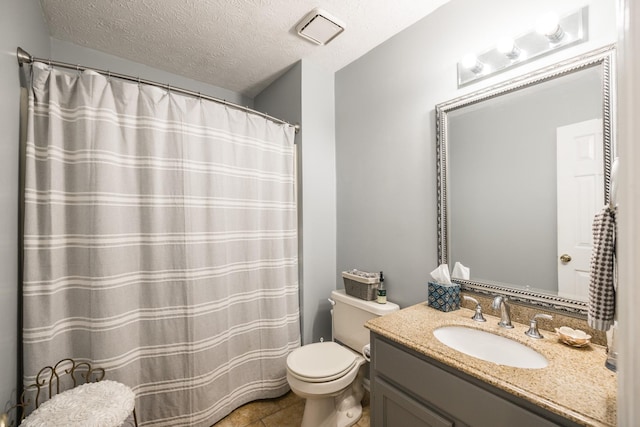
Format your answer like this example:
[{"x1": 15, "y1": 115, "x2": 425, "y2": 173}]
[{"x1": 377, "y1": 271, "x2": 387, "y2": 304}]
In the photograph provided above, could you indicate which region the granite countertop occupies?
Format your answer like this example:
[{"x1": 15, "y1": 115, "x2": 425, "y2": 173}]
[{"x1": 365, "y1": 303, "x2": 617, "y2": 427}]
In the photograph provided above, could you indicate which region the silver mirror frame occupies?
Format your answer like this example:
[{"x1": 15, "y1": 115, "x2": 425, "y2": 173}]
[{"x1": 436, "y1": 45, "x2": 616, "y2": 316}]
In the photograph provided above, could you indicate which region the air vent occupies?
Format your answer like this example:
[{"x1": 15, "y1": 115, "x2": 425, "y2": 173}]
[{"x1": 296, "y1": 8, "x2": 345, "y2": 45}]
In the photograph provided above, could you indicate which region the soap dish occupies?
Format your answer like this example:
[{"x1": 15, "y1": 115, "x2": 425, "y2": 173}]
[{"x1": 555, "y1": 326, "x2": 591, "y2": 347}]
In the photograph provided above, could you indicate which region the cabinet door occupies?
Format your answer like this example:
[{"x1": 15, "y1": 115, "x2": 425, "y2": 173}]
[{"x1": 373, "y1": 377, "x2": 457, "y2": 427}]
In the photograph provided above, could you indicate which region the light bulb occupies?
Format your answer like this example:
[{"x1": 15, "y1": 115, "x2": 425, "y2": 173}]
[
  {"x1": 536, "y1": 12, "x2": 564, "y2": 42},
  {"x1": 496, "y1": 37, "x2": 514, "y2": 54},
  {"x1": 496, "y1": 37, "x2": 521, "y2": 59},
  {"x1": 461, "y1": 54, "x2": 478, "y2": 69},
  {"x1": 461, "y1": 54, "x2": 484, "y2": 74},
  {"x1": 536, "y1": 12, "x2": 559, "y2": 35}
]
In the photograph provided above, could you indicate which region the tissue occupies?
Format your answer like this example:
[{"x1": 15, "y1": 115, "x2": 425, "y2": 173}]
[
  {"x1": 429, "y1": 264, "x2": 452, "y2": 285},
  {"x1": 427, "y1": 263, "x2": 460, "y2": 312},
  {"x1": 451, "y1": 262, "x2": 470, "y2": 280}
]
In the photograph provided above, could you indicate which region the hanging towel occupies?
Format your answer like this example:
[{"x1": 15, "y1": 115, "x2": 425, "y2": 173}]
[{"x1": 588, "y1": 205, "x2": 617, "y2": 331}]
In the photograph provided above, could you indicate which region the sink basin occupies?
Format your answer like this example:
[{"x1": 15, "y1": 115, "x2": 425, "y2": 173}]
[{"x1": 433, "y1": 326, "x2": 548, "y2": 369}]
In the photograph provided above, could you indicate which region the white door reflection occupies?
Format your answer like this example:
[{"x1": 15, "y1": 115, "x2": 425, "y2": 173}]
[{"x1": 556, "y1": 119, "x2": 604, "y2": 300}]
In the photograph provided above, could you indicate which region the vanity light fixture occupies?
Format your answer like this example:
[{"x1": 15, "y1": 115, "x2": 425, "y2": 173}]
[
  {"x1": 457, "y1": 7, "x2": 588, "y2": 87},
  {"x1": 296, "y1": 8, "x2": 345, "y2": 45}
]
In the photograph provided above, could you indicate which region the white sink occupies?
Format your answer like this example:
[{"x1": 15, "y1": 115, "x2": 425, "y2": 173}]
[{"x1": 433, "y1": 326, "x2": 548, "y2": 369}]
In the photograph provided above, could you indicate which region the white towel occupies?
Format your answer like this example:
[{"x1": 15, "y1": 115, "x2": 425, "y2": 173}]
[{"x1": 588, "y1": 205, "x2": 617, "y2": 331}]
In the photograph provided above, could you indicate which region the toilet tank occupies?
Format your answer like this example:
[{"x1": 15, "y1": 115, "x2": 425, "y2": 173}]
[{"x1": 331, "y1": 289, "x2": 400, "y2": 352}]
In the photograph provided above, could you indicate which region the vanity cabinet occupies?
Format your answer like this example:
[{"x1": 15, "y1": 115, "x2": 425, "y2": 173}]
[{"x1": 370, "y1": 333, "x2": 581, "y2": 427}]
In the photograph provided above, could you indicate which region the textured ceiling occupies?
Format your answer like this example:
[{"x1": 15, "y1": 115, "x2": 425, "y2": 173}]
[{"x1": 39, "y1": 0, "x2": 450, "y2": 98}]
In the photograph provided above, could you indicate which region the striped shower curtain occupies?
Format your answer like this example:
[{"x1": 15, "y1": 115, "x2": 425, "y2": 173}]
[{"x1": 22, "y1": 63, "x2": 300, "y2": 426}]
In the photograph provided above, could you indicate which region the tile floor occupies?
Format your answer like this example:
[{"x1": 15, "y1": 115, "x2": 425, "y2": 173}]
[{"x1": 213, "y1": 391, "x2": 370, "y2": 427}]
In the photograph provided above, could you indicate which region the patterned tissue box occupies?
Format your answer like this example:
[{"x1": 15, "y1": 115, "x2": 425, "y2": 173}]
[{"x1": 427, "y1": 281, "x2": 460, "y2": 312}]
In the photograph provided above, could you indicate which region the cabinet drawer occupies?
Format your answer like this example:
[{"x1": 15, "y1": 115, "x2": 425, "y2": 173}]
[{"x1": 372, "y1": 336, "x2": 564, "y2": 427}]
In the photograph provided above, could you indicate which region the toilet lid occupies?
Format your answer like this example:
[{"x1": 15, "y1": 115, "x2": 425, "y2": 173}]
[{"x1": 287, "y1": 341, "x2": 359, "y2": 383}]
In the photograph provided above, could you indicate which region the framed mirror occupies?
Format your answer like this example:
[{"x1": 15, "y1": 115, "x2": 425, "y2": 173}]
[{"x1": 436, "y1": 45, "x2": 615, "y2": 315}]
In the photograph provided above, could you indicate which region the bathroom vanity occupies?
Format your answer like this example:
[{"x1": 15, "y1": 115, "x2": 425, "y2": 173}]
[{"x1": 366, "y1": 304, "x2": 616, "y2": 427}]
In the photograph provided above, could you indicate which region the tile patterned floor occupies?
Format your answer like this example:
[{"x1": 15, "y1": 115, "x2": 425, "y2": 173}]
[{"x1": 212, "y1": 391, "x2": 370, "y2": 427}]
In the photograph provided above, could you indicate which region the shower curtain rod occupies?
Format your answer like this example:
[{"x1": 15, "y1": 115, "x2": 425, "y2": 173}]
[{"x1": 16, "y1": 47, "x2": 300, "y2": 134}]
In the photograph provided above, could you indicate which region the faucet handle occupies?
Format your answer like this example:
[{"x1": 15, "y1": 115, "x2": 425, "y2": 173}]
[
  {"x1": 463, "y1": 296, "x2": 486, "y2": 322},
  {"x1": 525, "y1": 313, "x2": 553, "y2": 339}
]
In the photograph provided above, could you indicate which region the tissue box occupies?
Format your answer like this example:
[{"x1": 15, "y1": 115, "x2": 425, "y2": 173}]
[{"x1": 427, "y1": 281, "x2": 460, "y2": 312}]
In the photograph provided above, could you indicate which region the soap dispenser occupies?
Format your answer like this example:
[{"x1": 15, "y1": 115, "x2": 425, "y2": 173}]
[{"x1": 377, "y1": 271, "x2": 387, "y2": 304}]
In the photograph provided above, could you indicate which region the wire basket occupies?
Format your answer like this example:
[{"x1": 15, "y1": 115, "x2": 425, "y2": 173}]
[{"x1": 342, "y1": 271, "x2": 379, "y2": 301}]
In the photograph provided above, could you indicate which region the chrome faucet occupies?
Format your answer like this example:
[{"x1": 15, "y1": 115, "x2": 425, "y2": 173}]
[
  {"x1": 463, "y1": 295, "x2": 486, "y2": 322},
  {"x1": 491, "y1": 295, "x2": 514, "y2": 329},
  {"x1": 525, "y1": 313, "x2": 553, "y2": 339}
]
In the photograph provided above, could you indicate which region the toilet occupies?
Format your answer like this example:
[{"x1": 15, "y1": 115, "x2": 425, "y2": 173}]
[{"x1": 286, "y1": 289, "x2": 399, "y2": 427}]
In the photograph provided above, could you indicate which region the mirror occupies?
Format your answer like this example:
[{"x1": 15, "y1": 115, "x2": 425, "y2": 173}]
[{"x1": 436, "y1": 46, "x2": 615, "y2": 315}]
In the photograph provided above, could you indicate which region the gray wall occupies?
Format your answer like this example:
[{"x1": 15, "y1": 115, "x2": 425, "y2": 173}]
[
  {"x1": 51, "y1": 39, "x2": 252, "y2": 107},
  {"x1": 0, "y1": 0, "x2": 51, "y2": 407},
  {"x1": 449, "y1": 69, "x2": 602, "y2": 291},
  {"x1": 255, "y1": 60, "x2": 337, "y2": 345},
  {"x1": 335, "y1": 0, "x2": 616, "y2": 309}
]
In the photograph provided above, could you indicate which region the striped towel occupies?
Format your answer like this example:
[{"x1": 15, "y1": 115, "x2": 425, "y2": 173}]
[{"x1": 588, "y1": 205, "x2": 617, "y2": 331}]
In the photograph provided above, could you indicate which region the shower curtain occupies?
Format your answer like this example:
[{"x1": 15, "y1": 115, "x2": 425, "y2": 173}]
[{"x1": 21, "y1": 63, "x2": 299, "y2": 426}]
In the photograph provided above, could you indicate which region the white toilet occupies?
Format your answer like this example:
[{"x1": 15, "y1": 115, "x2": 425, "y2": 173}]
[{"x1": 286, "y1": 289, "x2": 399, "y2": 427}]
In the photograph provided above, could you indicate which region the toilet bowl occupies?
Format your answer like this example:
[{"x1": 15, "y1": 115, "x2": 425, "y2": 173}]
[
  {"x1": 287, "y1": 341, "x2": 366, "y2": 427},
  {"x1": 286, "y1": 290, "x2": 399, "y2": 427}
]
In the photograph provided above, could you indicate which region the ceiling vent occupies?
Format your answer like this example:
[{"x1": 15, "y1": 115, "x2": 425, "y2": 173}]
[{"x1": 296, "y1": 8, "x2": 345, "y2": 45}]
